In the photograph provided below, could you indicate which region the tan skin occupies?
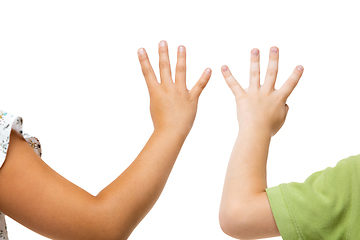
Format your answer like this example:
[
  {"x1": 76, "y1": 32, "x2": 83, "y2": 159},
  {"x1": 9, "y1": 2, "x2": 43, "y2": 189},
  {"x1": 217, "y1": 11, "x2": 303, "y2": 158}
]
[
  {"x1": 219, "y1": 47, "x2": 304, "y2": 239},
  {"x1": 0, "y1": 40, "x2": 211, "y2": 240}
]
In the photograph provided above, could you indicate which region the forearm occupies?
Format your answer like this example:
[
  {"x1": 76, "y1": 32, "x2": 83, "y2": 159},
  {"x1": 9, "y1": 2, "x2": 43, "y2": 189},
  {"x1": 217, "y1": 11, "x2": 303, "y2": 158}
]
[
  {"x1": 220, "y1": 47, "x2": 302, "y2": 239},
  {"x1": 0, "y1": 129, "x2": 187, "y2": 240},
  {"x1": 0, "y1": 41, "x2": 209, "y2": 240},
  {"x1": 96, "y1": 128, "x2": 187, "y2": 238},
  {"x1": 223, "y1": 124, "x2": 271, "y2": 200},
  {"x1": 219, "y1": 124, "x2": 277, "y2": 239}
]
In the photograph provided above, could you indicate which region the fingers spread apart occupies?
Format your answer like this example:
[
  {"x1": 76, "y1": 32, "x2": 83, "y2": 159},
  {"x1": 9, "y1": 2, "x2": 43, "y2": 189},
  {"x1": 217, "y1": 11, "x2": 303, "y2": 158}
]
[
  {"x1": 175, "y1": 45, "x2": 187, "y2": 88},
  {"x1": 222, "y1": 65, "x2": 245, "y2": 98},
  {"x1": 139, "y1": 41, "x2": 212, "y2": 99},
  {"x1": 138, "y1": 47, "x2": 158, "y2": 90},
  {"x1": 263, "y1": 47, "x2": 279, "y2": 92},
  {"x1": 190, "y1": 68, "x2": 212, "y2": 100},
  {"x1": 249, "y1": 48, "x2": 260, "y2": 90},
  {"x1": 278, "y1": 65, "x2": 304, "y2": 101},
  {"x1": 158, "y1": 40, "x2": 172, "y2": 84},
  {"x1": 222, "y1": 47, "x2": 303, "y2": 103}
]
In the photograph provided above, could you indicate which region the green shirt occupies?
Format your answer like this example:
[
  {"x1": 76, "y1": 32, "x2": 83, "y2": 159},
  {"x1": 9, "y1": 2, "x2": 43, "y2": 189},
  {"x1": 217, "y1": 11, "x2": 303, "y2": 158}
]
[{"x1": 266, "y1": 155, "x2": 360, "y2": 239}]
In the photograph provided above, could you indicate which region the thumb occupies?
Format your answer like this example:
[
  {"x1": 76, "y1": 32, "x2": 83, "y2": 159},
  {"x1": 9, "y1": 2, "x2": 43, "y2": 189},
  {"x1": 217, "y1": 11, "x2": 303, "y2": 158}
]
[{"x1": 285, "y1": 104, "x2": 289, "y2": 114}]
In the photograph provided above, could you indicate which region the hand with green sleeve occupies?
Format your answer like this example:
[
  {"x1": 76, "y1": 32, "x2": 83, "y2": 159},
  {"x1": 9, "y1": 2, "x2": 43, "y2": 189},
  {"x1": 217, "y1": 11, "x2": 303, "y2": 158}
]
[{"x1": 219, "y1": 46, "x2": 303, "y2": 239}]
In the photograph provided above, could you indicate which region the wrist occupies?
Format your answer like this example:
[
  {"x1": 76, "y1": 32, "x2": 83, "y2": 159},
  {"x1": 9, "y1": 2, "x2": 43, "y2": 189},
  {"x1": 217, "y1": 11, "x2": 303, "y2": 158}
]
[
  {"x1": 153, "y1": 125, "x2": 190, "y2": 141},
  {"x1": 238, "y1": 122, "x2": 272, "y2": 139}
]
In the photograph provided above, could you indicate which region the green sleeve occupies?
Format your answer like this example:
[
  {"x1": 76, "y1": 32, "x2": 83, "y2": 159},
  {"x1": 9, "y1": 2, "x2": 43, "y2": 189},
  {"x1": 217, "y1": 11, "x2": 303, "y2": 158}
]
[{"x1": 266, "y1": 155, "x2": 360, "y2": 240}]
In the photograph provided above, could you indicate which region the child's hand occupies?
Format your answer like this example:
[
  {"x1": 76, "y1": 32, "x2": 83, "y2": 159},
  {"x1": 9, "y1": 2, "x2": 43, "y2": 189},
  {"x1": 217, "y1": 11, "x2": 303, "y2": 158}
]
[
  {"x1": 138, "y1": 41, "x2": 211, "y2": 137},
  {"x1": 221, "y1": 47, "x2": 304, "y2": 136}
]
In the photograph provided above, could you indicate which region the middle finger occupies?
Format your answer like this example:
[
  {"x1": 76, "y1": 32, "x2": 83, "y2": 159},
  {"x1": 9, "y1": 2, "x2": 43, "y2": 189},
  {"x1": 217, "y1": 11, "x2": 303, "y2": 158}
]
[
  {"x1": 249, "y1": 48, "x2": 260, "y2": 91},
  {"x1": 158, "y1": 40, "x2": 172, "y2": 84}
]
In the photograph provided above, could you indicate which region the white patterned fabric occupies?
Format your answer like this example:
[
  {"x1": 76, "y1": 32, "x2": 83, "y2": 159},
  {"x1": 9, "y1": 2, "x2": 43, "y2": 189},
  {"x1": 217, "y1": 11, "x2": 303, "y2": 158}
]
[{"x1": 0, "y1": 111, "x2": 42, "y2": 239}]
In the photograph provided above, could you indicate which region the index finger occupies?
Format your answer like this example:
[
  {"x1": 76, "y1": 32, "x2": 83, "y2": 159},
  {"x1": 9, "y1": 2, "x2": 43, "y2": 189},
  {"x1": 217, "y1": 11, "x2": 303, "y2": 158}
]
[{"x1": 138, "y1": 48, "x2": 159, "y2": 90}]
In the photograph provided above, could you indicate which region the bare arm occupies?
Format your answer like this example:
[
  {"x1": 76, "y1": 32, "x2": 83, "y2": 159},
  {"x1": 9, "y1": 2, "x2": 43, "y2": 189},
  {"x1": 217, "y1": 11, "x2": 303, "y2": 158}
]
[
  {"x1": 0, "y1": 41, "x2": 211, "y2": 240},
  {"x1": 219, "y1": 47, "x2": 303, "y2": 239}
]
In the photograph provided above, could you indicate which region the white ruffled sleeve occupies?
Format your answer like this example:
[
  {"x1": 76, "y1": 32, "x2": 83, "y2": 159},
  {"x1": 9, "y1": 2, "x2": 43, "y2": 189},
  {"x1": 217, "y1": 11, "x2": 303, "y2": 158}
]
[{"x1": 0, "y1": 110, "x2": 42, "y2": 239}]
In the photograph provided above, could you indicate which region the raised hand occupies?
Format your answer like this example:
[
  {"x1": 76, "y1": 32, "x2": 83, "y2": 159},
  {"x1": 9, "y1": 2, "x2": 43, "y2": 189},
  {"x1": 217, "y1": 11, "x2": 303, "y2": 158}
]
[
  {"x1": 138, "y1": 40, "x2": 212, "y2": 137},
  {"x1": 219, "y1": 47, "x2": 304, "y2": 239},
  {"x1": 221, "y1": 47, "x2": 304, "y2": 136}
]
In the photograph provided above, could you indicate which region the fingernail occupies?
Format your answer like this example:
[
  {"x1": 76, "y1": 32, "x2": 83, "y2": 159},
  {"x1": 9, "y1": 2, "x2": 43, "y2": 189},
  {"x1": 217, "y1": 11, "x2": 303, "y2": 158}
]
[
  {"x1": 159, "y1": 40, "x2": 167, "y2": 47},
  {"x1": 206, "y1": 68, "x2": 211, "y2": 74},
  {"x1": 138, "y1": 48, "x2": 145, "y2": 55},
  {"x1": 251, "y1": 48, "x2": 259, "y2": 56},
  {"x1": 296, "y1": 65, "x2": 304, "y2": 71},
  {"x1": 221, "y1": 65, "x2": 228, "y2": 72},
  {"x1": 179, "y1": 45, "x2": 185, "y2": 52},
  {"x1": 270, "y1": 47, "x2": 278, "y2": 54}
]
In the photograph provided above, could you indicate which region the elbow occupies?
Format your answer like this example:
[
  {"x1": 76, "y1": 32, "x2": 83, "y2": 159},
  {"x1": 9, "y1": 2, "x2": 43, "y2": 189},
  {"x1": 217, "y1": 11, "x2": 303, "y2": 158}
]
[
  {"x1": 92, "y1": 217, "x2": 131, "y2": 240},
  {"x1": 96, "y1": 221, "x2": 127, "y2": 240},
  {"x1": 86, "y1": 198, "x2": 132, "y2": 240},
  {"x1": 219, "y1": 202, "x2": 253, "y2": 239},
  {"x1": 94, "y1": 210, "x2": 133, "y2": 240}
]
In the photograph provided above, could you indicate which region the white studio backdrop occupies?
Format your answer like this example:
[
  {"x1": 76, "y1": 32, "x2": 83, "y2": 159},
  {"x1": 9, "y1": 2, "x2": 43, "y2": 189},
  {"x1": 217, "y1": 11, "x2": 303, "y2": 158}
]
[{"x1": 0, "y1": 1, "x2": 359, "y2": 239}]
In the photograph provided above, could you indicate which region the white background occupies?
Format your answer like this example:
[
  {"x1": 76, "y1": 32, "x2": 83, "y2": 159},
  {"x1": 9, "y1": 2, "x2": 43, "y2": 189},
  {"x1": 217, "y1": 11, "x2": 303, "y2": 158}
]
[{"x1": 1, "y1": 1, "x2": 359, "y2": 239}]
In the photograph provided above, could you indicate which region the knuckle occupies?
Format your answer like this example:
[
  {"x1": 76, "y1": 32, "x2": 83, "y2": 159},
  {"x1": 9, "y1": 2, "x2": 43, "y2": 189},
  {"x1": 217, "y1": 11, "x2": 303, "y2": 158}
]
[
  {"x1": 288, "y1": 76, "x2": 299, "y2": 86},
  {"x1": 267, "y1": 69, "x2": 278, "y2": 77},
  {"x1": 159, "y1": 61, "x2": 170, "y2": 69},
  {"x1": 159, "y1": 47, "x2": 168, "y2": 54},
  {"x1": 275, "y1": 92, "x2": 286, "y2": 102},
  {"x1": 250, "y1": 71, "x2": 260, "y2": 78},
  {"x1": 197, "y1": 79, "x2": 207, "y2": 90},
  {"x1": 176, "y1": 64, "x2": 186, "y2": 73},
  {"x1": 142, "y1": 67, "x2": 153, "y2": 76},
  {"x1": 227, "y1": 79, "x2": 238, "y2": 89}
]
